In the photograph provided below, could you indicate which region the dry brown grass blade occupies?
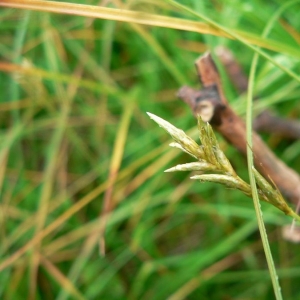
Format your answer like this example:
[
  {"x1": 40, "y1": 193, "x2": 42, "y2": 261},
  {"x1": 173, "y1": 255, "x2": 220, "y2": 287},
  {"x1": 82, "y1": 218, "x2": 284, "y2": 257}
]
[
  {"x1": 39, "y1": 254, "x2": 86, "y2": 300},
  {"x1": 1, "y1": 0, "x2": 298, "y2": 57},
  {"x1": 0, "y1": 181, "x2": 108, "y2": 272},
  {"x1": 0, "y1": 0, "x2": 225, "y2": 36},
  {"x1": 98, "y1": 100, "x2": 135, "y2": 255},
  {"x1": 0, "y1": 0, "x2": 299, "y2": 57}
]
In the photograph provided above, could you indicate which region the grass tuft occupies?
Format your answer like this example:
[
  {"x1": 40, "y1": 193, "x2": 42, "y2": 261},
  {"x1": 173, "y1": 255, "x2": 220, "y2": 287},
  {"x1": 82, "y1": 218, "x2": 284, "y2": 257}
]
[{"x1": 1, "y1": 1, "x2": 300, "y2": 299}]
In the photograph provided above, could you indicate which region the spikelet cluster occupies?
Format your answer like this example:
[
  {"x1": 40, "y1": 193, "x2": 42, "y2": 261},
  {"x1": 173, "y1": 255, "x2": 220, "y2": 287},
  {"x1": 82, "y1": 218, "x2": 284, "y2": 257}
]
[{"x1": 147, "y1": 112, "x2": 299, "y2": 220}]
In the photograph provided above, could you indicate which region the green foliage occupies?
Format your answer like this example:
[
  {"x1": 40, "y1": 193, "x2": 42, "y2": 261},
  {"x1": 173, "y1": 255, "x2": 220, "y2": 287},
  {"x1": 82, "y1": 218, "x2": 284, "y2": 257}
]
[{"x1": 0, "y1": 0, "x2": 300, "y2": 299}]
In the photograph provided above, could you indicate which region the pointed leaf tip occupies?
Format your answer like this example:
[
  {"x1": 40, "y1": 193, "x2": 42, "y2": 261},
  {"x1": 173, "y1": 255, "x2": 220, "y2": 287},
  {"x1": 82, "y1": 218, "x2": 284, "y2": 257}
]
[
  {"x1": 146, "y1": 112, "x2": 156, "y2": 119},
  {"x1": 146, "y1": 112, "x2": 167, "y2": 127},
  {"x1": 164, "y1": 167, "x2": 176, "y2": 173}
]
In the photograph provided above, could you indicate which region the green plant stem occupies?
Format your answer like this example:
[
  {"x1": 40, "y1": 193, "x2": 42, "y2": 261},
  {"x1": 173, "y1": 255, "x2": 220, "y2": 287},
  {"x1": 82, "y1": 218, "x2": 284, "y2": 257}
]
[
  {"x1": 247, "y1": 52, "x2": 282, "y2": 300},
  {"x1": 244, "y1": 2, "x2": 300, "y2": 298},
  {"x1": 247, "y1": 3, "x2": 300, "y2": 298}
]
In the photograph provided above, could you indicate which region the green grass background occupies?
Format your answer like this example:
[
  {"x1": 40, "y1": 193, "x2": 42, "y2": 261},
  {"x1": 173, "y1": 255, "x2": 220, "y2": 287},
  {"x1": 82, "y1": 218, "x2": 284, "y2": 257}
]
[{"x1": 1, "y1": 0, "x2": 300, "y2": 299}]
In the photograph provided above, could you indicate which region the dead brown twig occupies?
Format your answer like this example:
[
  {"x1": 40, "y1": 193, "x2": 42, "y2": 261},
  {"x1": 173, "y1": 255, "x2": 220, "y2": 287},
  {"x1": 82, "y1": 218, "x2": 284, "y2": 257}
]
[{"x1": 178, "y1": 52, "x2": 300, "y2": 205}]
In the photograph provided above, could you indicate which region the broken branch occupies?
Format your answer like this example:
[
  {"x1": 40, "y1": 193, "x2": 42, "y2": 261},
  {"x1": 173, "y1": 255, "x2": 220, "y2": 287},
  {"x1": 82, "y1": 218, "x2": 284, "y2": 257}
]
[
  {"x1": 216, "y1": 47, "x2": 300, "y2": 140},
  {"x1": 178, "y1": 52, "x2": 300, "y2": 205}
]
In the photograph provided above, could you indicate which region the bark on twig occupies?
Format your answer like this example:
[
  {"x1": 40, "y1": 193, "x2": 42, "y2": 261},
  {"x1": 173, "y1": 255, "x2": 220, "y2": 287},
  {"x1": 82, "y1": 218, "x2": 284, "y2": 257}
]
[
  {"x1": 215, "y1": 46, "x2": 248, "y2": 93},
  {"x1": 178, "y1": 52, "x2": 300, "y2": 205},
  {"x1": 254, "y1": 110, "x2": 300, "y2": 139}
]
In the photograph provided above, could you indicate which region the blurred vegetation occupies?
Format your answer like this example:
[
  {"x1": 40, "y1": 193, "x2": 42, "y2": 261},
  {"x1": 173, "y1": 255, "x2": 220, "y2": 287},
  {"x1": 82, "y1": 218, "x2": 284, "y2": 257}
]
[{"x1": 0, "y1": 0, "x2": 300, "y2": 299}]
